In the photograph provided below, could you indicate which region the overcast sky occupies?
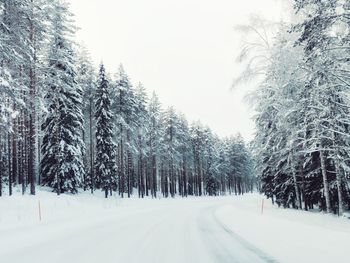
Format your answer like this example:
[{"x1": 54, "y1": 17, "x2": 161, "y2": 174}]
[{"x1": 69, "y1": 0, "x2": 288, "y2": 141}]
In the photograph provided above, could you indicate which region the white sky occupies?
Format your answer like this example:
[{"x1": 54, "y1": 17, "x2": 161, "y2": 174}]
[{"x1": 69, "y1": 0, "x2": 288, "y2": 141}]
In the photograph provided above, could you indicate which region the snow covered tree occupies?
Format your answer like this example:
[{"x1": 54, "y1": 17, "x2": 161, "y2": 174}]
[
  {"x1": 113, "y1": 65, "x2": 138, "y2": 197},
  {"x1": 26, "y1": 0, "x2": 50, "y2": 195},
  {"x1": 161, "y1": 107, "x2": 182, "y2": 197},
  {"x1": 134, "y1": 82, "x2": 149, "y2": 197},
  {"x1": 94, "y1": 63, "x2": 117, "y2": 198},
  {"x1": 293, "y1": 0, "x2": 350, "y2": 214},
  {"x1": 147, "y1": 91, "x2": 162, "y2": 197},
  {"x1": 201, "y1": 127, "x2": 219, "y2": 196},
  {"x1": 40, "y1": 0, "x2": 85, "y2": 194},
  {"x1": 190, "y1": 122, "x2": 206, "y2": 196},
  {"x1": 0, "y1": 0, "x2": 50, "y2": 195},
  {"x1": 76, "y1": 44, "x2": 96, "y2": 191},
  {"x1": 237, "y1": 4, "x2": 350, "y2": 214},
  {"x1": 0, "y1": 0, "x2": 256, "y2": 201},
  {"x1": 176, "y1": 113, "x2": 192, "y2": 197}
]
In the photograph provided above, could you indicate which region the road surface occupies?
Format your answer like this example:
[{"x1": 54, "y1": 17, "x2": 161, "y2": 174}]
[{"x1": 0, "y1": 197, "x2": 277, "y2": 263}]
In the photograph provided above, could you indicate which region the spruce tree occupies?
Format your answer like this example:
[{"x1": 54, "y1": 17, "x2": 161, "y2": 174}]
[
  {"x1": 76, "y1": 44, "x2": 96, "y2": 191},
  {"x1": 40, "y1": 0, "x2": 85, "y2": 194},
  {"x1": 114, "y1": 65, "x2": 138, "y2": 197},
  {"x1": 134, "y1": 83, "x2": 149, "y2": 197},
  {"x1": 147, "y1": 92, "x2": 162, "y2": 197},
  {"x1": 94, "y1": 64, "x2": 117, "y2": 198}
]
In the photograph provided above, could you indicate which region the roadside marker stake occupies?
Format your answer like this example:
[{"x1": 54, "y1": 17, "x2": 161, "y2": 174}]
[{"x1": 261, "y1": 198, "x2": 264, "y2": 215}]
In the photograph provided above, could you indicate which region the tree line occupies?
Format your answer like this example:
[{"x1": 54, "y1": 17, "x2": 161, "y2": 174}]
[
  {"x1": 237, "y1": 0, "x2": 350, "y2": 215},
  {"x1": 0, "y1": 0, "x2": 254, "y2": 198}
]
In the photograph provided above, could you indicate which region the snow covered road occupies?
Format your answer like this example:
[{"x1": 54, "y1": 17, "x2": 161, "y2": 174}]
[
  {"x1": 198, "y1": 206, "x2": 276, "y2": 263},
  {"x1": 0, "y1": 195, "x2": 276, "y2": 263},
  {"x1": 1, "y1": 192, "x2": 349, "y2": 263}
]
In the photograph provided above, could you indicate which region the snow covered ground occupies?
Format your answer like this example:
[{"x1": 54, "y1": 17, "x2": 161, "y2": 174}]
[
  {"x1": 0, "y1": 189, "x2": 349, "y2": 263},
  {"x1": 217, "y1": 195, "x2": 350, "y2": 263}
]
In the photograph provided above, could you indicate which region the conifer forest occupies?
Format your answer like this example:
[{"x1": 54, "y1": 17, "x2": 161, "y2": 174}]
[
  {"x1": 0, "y1": 0, "x2": 254, "y2": 199},
  {"x1": 1, "y1": 1, "x2": 350, "y2": 263}
]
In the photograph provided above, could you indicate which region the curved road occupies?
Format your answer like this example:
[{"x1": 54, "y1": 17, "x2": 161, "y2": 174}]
[{"x1": 1, "y1": 198, "x2": 277, "y2": 263}]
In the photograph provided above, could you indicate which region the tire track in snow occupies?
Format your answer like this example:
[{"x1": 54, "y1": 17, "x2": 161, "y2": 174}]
[{"x1": 198, "y1": 205, "x2": 279, "y2": 263}]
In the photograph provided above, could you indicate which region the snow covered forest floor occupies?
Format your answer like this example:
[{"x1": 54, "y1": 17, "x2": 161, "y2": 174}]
[{"x1": 0, "y1": 189, "x2": 349, "y2": 263}]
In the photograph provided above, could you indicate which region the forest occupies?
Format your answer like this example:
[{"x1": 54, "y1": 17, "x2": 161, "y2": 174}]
[
  {"x1": 0, "y1": 0, "x2": 254, "y2": 199},
  {"x1": 242, "y1": 0, "x2": 350, "y2": 216},
  {"x1": 2, "y1": 0, "x2": 350, "y2": 218},
  {"x1": 1, "y1": 1, "x2": 350, "y2": 262}
]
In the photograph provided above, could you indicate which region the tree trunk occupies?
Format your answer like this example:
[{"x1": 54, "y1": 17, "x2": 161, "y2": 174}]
[
  {"x1": 183, "y1": 157, "x2": 187, "y2": 197},
  {"x1": 334, "y1": 158, "x2": 344, "y2": 216},
  {"x1": 141, "y1": 154, "x2": 145, "y2": 198},
  {"x1": 300, "y1": 164, "x2": 307, "y2": 211},
  {"x1": 12, "y1": 114, "x2": 18, "y2": 189},
  {"x1": 119, "y1": 125, "x2": 124, "y2": 198},
  {"x1": 290, "y1": 152, "x2": 301, "y2": 209},
  {"x1": 8, "y1": 128, "x2": 12, "y2": 196},
  {"x1": 332, "y1": 131, "x2": 344, "y2": 216},
  {"x1": 28, "y1": 65, "x2": 36, "y2": 195},
  {"x1": 127, "y1": 148, "x2": 131, "y2": 198},
  {"x1": 152, "y1": 154, "x2": 157, "y2": 198},
  {"x1": 319, "y1": 150, "x2": 331, "y2": 213},
  {"x1": 89, "y1": 99, "x2": 94, "y2": 193},
  {"x1": 0, "y1": 135, "x2": 3, "y2": 197},
  {"x1": 28, "y1": 10, "x2": 37, "y2": 195}
]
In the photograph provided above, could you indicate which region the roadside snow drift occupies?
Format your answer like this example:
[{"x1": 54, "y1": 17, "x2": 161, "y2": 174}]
[{"x1": 0, "y1": 189, "x2": 349, "y2": 263}]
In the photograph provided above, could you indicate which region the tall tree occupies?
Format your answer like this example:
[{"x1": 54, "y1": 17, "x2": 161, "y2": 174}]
[
  {"x1": 134, "y1": 82, "x2": 149, "y2": 197},
  {"x1": 293, "y1": 0, "x2": 350, "y2": 214},
  {"x1": 147, "y1": 92, "x2": 162, "y2": 197},
  {"x1": 114, "y1": 65, "x2": 138, "y2": 197},
  {"x1": 40, "y1": 0, "x2": 85, "y2": 194},
  {"x1": 94, "y1": 64, "x2": 117, "y2": 198},
  {"x1": 76, "y1": 44, "x2": 96, "y2": 192}
]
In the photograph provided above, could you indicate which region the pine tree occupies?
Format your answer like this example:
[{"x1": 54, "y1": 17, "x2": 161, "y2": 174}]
[
  {"x1": 94, "y1": 64, "x2": 117, "y2": 198},
  {"x1": 114, "y1": 65, "x2": 138, "y2": 197},
  {"x1": 162, "y1": 107, "x2": 181, "y2": 197},
  {"x1": 76, "y1": 44, "x2": 96, "y2": 192},
  {"x1": 190, "y1": 122, "x2": 205, "y2": 196},
  {"x1": 26, "y1": 0, "x2": 49, "y2": 195},
  {"x1": 134, "y1": 82, "x2": 149, "y2": 197},
  {"x1": 177, "y1": 114, "x2": 191, "y2": 197},
  {"x1": 40, "y1": 0, "x2": 85, "y2": 194},
  {"x1": 0, "y1": 0, "x2": 49, "y2": 195},
  {"x1": 147, "y1": 92, "x2": 162, "y2": 197},
  {"x1": 0, "y1": 0, "x2": 256, "y2": 200}
]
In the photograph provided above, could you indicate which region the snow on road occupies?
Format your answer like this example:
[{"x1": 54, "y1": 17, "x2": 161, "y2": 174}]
[
  {"x1": 0, "y1": 190, "x2": 349, "y2": 263},
  {"x1": 216, "y1": 195, "x2": 350, "y2": 263}
]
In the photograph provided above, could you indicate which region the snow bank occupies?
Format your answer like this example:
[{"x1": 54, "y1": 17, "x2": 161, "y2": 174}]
[
  {"x1": 1, "y1": 189, "x2": 349, "y2": 263},
  {"x1": 0, "y1": 187, "x2": 223, "y2": 229},
  {"x1": 215, "y1": 194, "x2": 350, "y2": 263}
]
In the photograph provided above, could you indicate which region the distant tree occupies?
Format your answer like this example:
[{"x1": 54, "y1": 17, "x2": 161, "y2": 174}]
[
  {"x1": 94, "y1": 64, "x2": 117, "y2": 198},
  {"x1": 147, "y1": 92, "x2": 163, "y2": 197},
  {"x1": 134, "y1": 83, "x2": 149, "y2": 197}
]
